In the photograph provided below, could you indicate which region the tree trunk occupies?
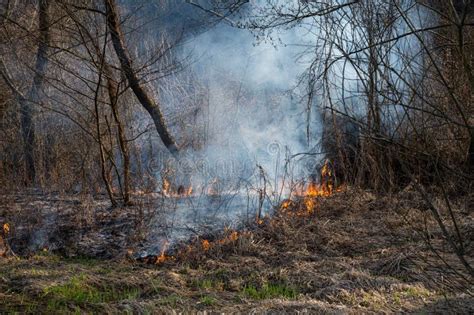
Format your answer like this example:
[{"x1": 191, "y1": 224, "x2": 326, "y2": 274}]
[
  {"x1": 104, "y1": 0, "x2": 179, "y2": 157},
  {"x1": 94, "y1": 68, "x2": 117, "y2": 207},
  {"x1": 20, "y1": 0, "x2": 50, "y2": 184},
  {"x1": 106, "y1": 73, "x2": 132, "y2": 204}
]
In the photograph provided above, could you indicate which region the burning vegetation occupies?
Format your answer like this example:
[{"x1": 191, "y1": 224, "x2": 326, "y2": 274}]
[
  {"x1": 137, "y1": 229, "x2": 251, "y2": 266},
  {"x1": 161, "y1": 177, "x2": 193, "y2": 198},
  {"x1": 0, "y1": 0, "x2": 473, "y2": 313},
  {"x1": 280, "y1": 159, "x2": 344, "y2": 216},
  {"x1": 138, "y1": 159, "x2": 346, "y2": 264}
]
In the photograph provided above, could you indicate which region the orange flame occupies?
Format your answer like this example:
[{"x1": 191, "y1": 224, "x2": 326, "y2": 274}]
[
  {"x1": 229, "y1": 231, "x2": 238, "y2": 242},
  {"x1": 186, "y1": 186, "x2": 193, "y2": 195},
  {"x1": 281, "y1": 159, "x2": 342, "y2": 216},
  {"x1": 156, "y1": 240, "x2": 170, "y2": 264},
  {"x1": 321, "y1": 159, "x2": 334, "y2": 195},
  {"x1": 280, "y1": 199, "x2": 292, "y2": 210},
  {"x1": 197, "y1": 231, "x2": 242, "y2": 252},
  {"x1": 3, "y1": 223, "x2": 9, "y2": 235},
  {"x1": 162, "y1": 178, "x2": 193, "y2": 197},
  {"x1": 162, "y1": 178, "x2": 171, "y2": 196},
  {"x1": 202, "y1": 239, "x2": 211, "y2": 251}
]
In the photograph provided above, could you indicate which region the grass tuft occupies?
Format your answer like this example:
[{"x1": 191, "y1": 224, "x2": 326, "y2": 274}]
[
  {"x1": 241, "y1": 283, "x2": 298, "y2": 300},
  {"x1": 199, "y1": 295, "x2": 216, "y2": 306},
  {"x1": 158, "y1": 294, "x2": 183, "y2": 307}
]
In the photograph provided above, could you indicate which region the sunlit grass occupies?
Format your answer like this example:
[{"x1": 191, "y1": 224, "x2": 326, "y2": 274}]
[
  {"x1": 42, "y1": 274, "x2": 141, "y2": 311},
  {"x1": 199, "y1": 295, "x2": 217, "y2": 306},
  {"x1": 241, "y1": 283, "x2": 298, "y2": 300}
]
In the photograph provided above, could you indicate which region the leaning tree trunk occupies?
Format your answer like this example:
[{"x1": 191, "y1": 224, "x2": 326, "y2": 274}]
[{"x1": 104, "y1": 0, "x2": 179, "y2": 157}]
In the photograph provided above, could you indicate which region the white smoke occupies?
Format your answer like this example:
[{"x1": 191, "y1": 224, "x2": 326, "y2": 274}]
[{"x1": 134, "y1": 1, "x2": 327, "y2": 255}]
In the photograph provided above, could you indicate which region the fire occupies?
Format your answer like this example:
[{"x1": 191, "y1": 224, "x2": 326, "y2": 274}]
[
  {"x1": 281, "y1": 199, "x2": 292, "y2": 209},
  {"x1": 304, "y1": 198, "x2": 316, "y2": 214},
  {"x1": 156, "y1": 240, "x2": 172, "y2": 264},
  {"x1": 162, "y1": 178, "x2": 193, "y2": 197},
  {"x1": 138, "y1": 160, "x2": 343, "y2": 265},
  {"x1": 229, "y1": 231, "x2": 238, "y2": 242},
  {"x1": 320, "y1": 159, "x2": 334, "y2": 195},
  {"x1": 295, "y1": 160, "x2": 334, "y2": 199},
  {"x1": 282, "y1": 159, "x2": 342, "y2": 215},
  {"x1": 3, "y1": 223, "x2": 9, "y2": 235},
  {"x1": 186, "y1": 186, "x2": 193, "y2": 195},
  {"x1": 162, "y1": 178, "x2": 171, "y2": 196},
  {"x1": 294, "y1": 181, "x2": 332, "y2": 199},
  {"x1": 306, "y1": 181, "x2": 319, "y2": 197},
  {"x1": 199, "y1": 231, "x2": 241, "y2": 252},
  {"x1": 202, "y1": 239, "x2": 211, "y2": 251},
  {"x1": 292, "y1": 183, "x2": 323, "y2": 215}
]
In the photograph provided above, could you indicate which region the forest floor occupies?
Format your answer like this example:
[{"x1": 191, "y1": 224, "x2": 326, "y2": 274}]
[{"x1": 0, "y1": 188, "x2": 473, "y2": 314}]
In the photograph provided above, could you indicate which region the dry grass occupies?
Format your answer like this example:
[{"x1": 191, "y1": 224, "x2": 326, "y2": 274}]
[{"x1": 0, "y1": 188, "x2": 472, "y2": 313}]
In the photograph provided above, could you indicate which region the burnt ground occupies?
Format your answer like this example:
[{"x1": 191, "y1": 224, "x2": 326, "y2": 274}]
[{"x1": 0, "y1": 188, "x2": 473, "y2": 313}]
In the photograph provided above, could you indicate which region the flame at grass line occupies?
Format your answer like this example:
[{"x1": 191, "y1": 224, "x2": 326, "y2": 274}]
[
  {"x1": 201, "y1": 230, "x2": 242, "y2": 252},
  {"x1": 153, "y1": 231, "x2": 247, "y2": 265},
  {"x1": 156, "y1": 240, "x2": 172, "y2": 264},
  {"x1": 161, "y1": 178, "x2": 193, "y2": 197},
  {"x1": 201, "y1": 239, "x2": 211, "y2": 251},
  {"x1": 3, "y1": 223, "x2": 9, "y2": 235},
  {"x1": 159, "y1": 159, "x2": 343, "y2": 215},
  {"x1": 162, "y1": 178, "x2": 170, "y2": 194},
  {"x1": 150, "y1": 159, "x2": 345, "y2": 263},
  {"x1": 282, "y1": 159, "x2": 344, "y2": 215}
]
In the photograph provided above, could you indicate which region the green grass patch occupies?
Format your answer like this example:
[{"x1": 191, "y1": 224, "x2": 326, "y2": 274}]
[
  {"x1": 199, "y1": 295, "x2": 216, "y2": 306},
  {"x1": 191, "y1": 278, "x2": 224, "y2": 291},
  {"x1": 393, "y1": 285, "x2": 432, "y2": 303},
  {"x1": 42, "y1": 274, "x2": 140, "y2": 311},
  {"x1": 197, "y1": 279, "x2": 214, "y2": 289},
  {"x1": 241, "y1": 283, "x2": 298, "y2": 300}
]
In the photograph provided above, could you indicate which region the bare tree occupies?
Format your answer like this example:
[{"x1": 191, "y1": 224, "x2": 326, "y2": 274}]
[
  {"x1": 104, "y1": 0, "x2": 179, "y2": 157},
  {"x1": 0, "y1": 0, "x2": 50, "y2": 184}
]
